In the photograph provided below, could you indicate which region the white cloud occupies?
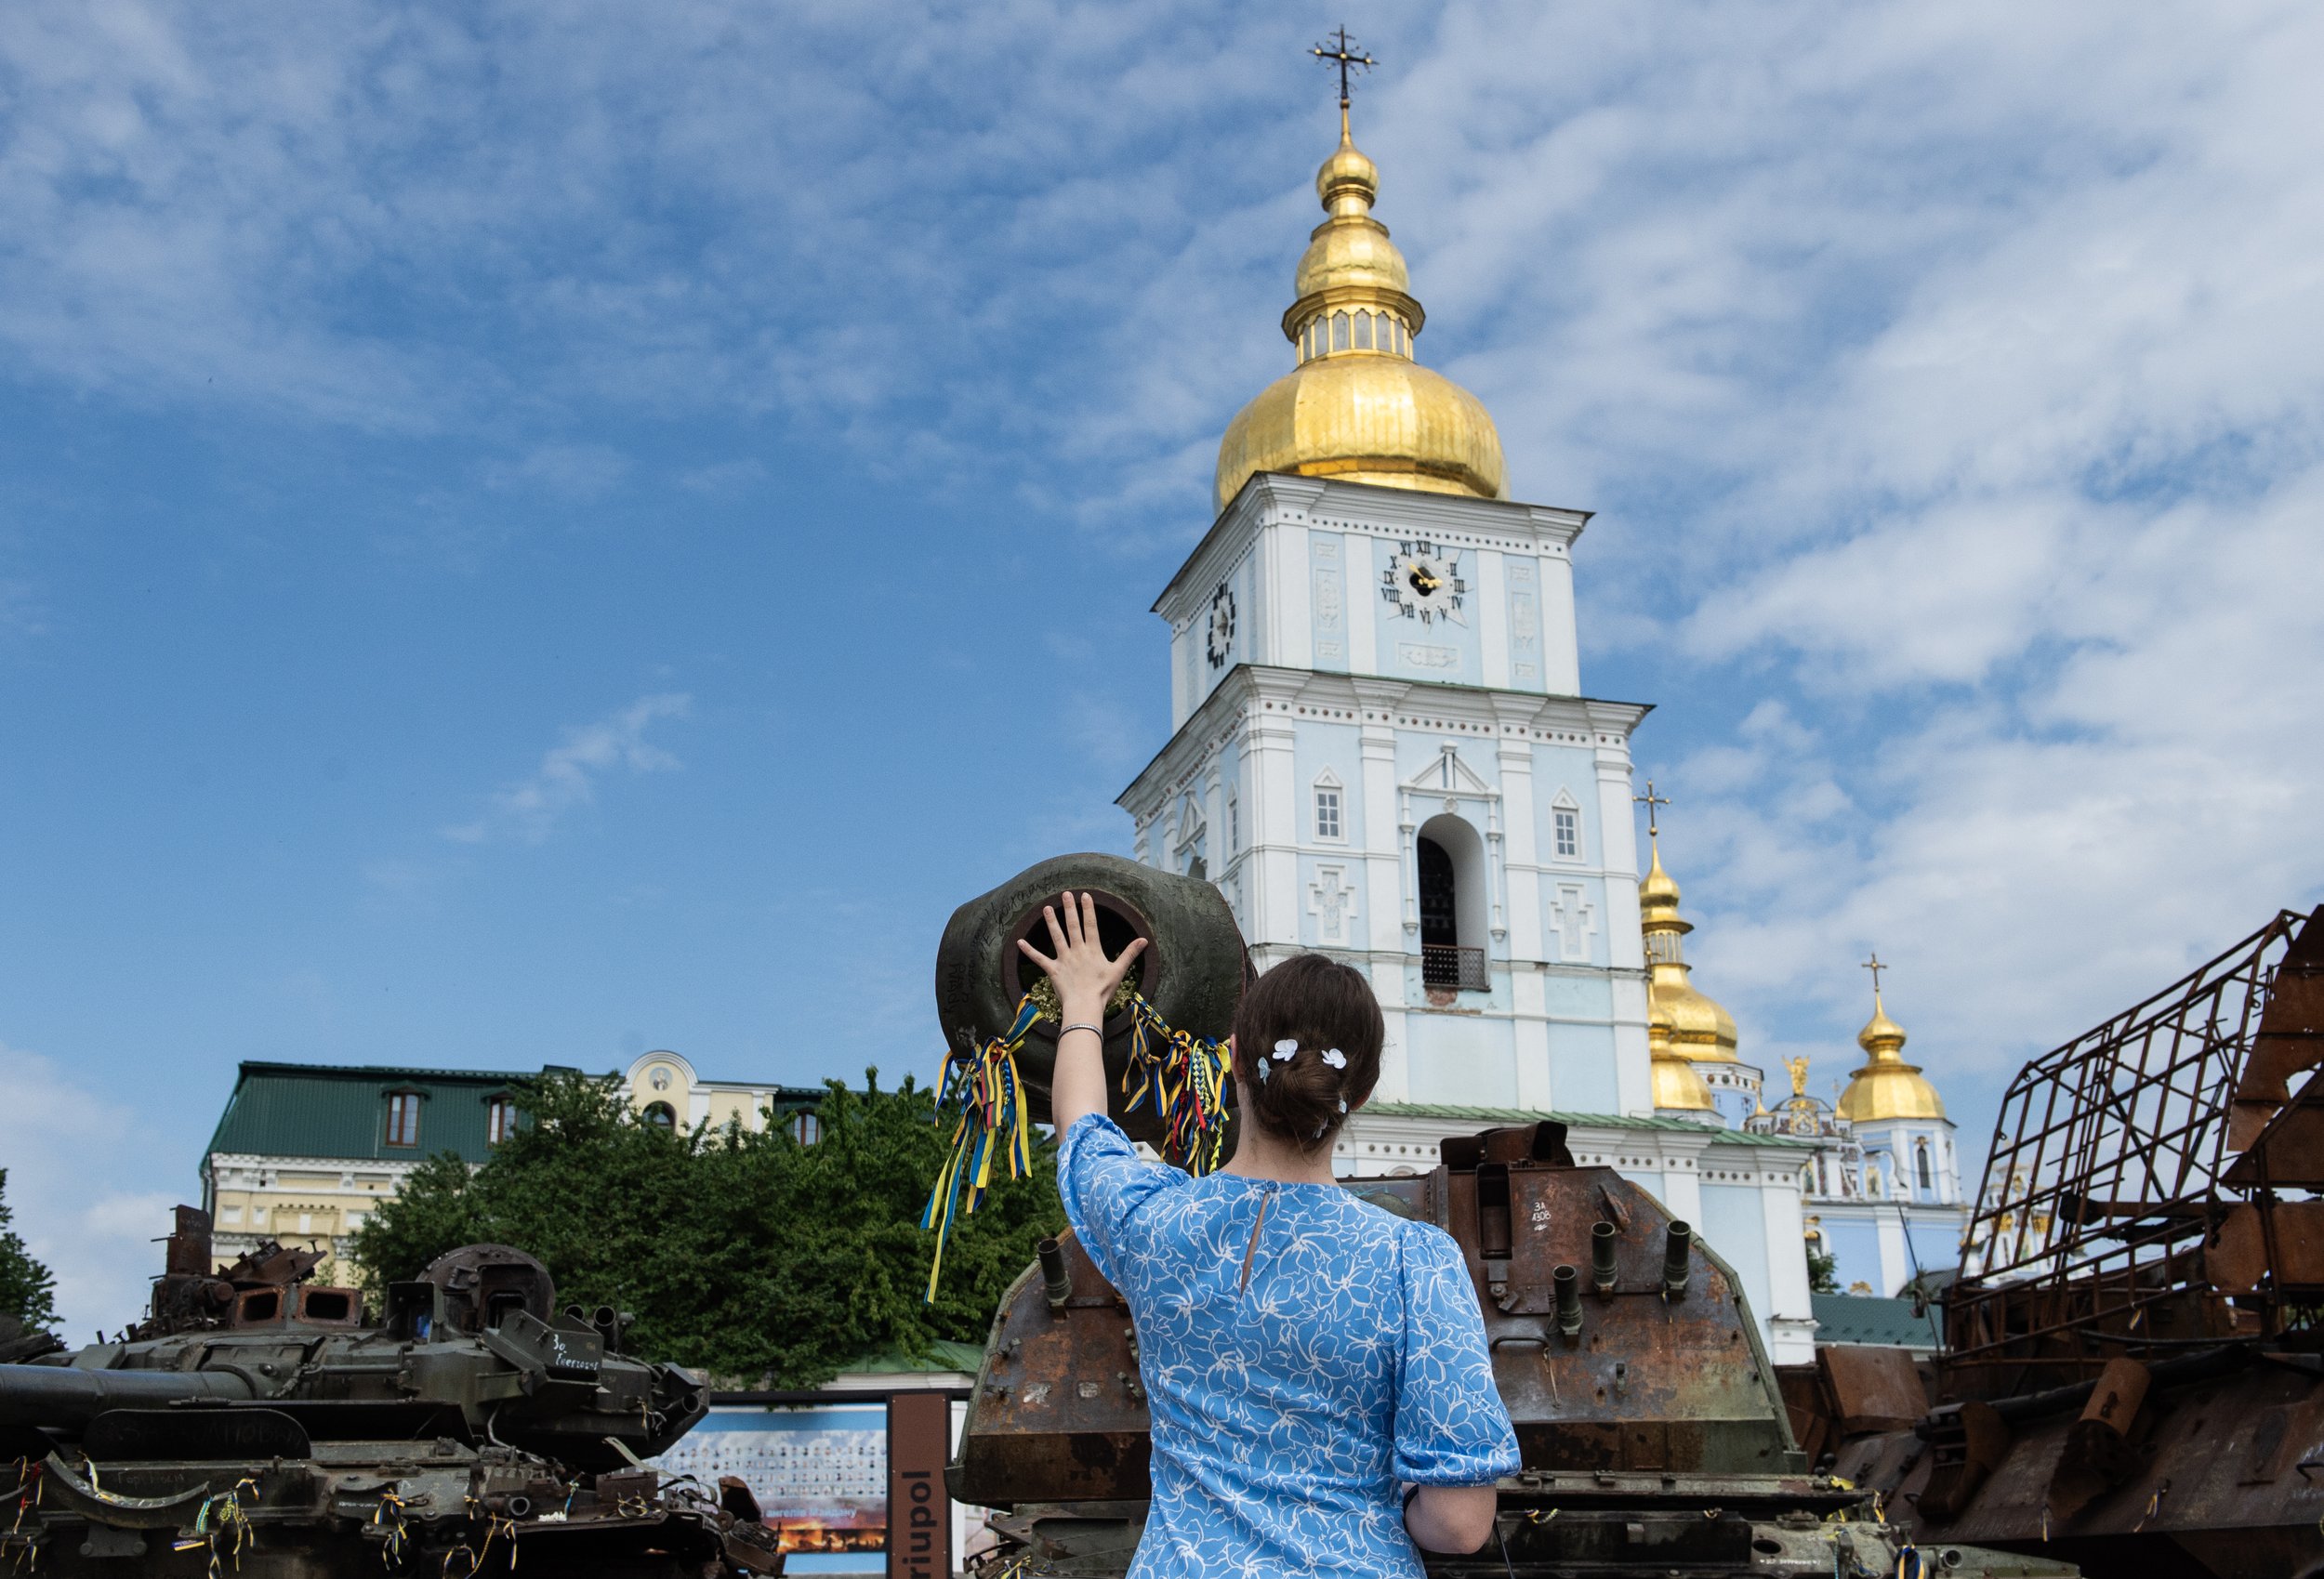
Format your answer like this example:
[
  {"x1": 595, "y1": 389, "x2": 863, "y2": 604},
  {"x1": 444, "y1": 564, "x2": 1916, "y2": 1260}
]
[
  {"x1": 0, "y1": 1040, "x2": 181, "y2": 1340},
  {"x1": 445, "y1": 692, "x2": 693, "y2": 846}
]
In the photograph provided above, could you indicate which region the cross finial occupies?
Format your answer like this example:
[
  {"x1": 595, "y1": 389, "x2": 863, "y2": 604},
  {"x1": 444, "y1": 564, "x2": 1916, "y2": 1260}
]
[
  {"x1": 1862, "y1": 951, "x2": 1887, "y2": 998},
  {"x1": 1311, "y1": 26, "x2": 1375, "y2": 111},
  {"x1": 1633, "y1": 779, "x2": 1671, "y2": 838}
]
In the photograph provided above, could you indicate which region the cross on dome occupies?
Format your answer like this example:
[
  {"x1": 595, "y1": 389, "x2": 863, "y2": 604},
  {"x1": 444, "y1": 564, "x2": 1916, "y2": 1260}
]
[{"x1": 1311, "y1": 26, "x2": 1375, "y2": 109}]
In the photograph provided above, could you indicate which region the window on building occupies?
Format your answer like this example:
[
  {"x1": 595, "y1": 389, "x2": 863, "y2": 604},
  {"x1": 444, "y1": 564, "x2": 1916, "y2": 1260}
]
[
  {"x1": 385, "y1": 1092, "x2": 422, "y2": 1148},
  {"x1": 1553, "y1": 807, "x2": 1579, "y2": 859},
  {"x1": 1332, "y1": 311, "x2": 1350, "y2": 350},
  {"x1": 1354, "y1": 309, "x2": 1374, "y2": 349},
  {"x1": 1227, "y1": 793, "x2": 1239, "y2": 852},
  {"x1": 486, "y1": 1097, "x2": 516, "y2": 1145},
  {"x1": 1917, "y1": 1139, "x2": 1934, "y2": 1192},
  {"x1": 1315, "y1": 785, "x2": 1341, "y2": 841},
  {"x1": 792, "y1": 1111, "x2": 822, "y2": 1146},
  {"x1": 643, "y1": 1101, "x2": 677, "y2": 1130}
]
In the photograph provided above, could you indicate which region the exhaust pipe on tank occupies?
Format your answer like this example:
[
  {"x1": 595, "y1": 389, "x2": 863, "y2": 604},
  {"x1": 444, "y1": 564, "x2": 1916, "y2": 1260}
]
[
  {"x1": 1591, "y1": 1220, "x2": 1618, "y2": 1296},
  {"x1": 1662, "y1": 1220, "x2": 1693, "y2": 1299},
  {"x1": 1552, "y1": 1265, "x2": 1583, "y2": 1341},
  {"x1": 1038, "y1": 1237, "x2": 1072, "y2": 1313}
]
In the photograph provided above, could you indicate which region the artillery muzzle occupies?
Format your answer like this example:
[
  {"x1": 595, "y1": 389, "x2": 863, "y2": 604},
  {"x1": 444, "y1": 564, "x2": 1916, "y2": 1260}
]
[
  {"x1": 1552, "y1": 1264, "x2": 1583, "y2": 1340},
  {"x1": 1662, "y1": 1220, "x2": 1693, "y2": 1298},
  {"x1": 1591, "y1": 1220, "x2": 1618, "y2": 1295},
  {"x1": 1038, "y1": 1237, "x2": 1071, "y2": 1312}
]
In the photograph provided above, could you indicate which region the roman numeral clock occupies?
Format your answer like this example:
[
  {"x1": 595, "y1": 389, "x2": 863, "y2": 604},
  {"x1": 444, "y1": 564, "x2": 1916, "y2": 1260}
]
[{"x1": 1381, "y1": 540, "x2": 1467, "y2": 625}]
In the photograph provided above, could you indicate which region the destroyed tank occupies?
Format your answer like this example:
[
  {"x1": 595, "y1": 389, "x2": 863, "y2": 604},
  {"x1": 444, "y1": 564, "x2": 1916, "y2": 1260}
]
[
  {"x1": 949, "y1": 1121, "x2": 2075, "y2": 1578},
  {"x1": 0, "y1": 1208, "x2": 782, "y2": 1577}
]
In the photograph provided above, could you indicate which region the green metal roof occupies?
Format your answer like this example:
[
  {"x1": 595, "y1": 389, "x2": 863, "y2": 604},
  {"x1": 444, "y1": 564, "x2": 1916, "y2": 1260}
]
[
  {"x1": 1810, "y1": 1293, "x2": 1942, "y2": 1350},
  {"x1": 205, "y1": 1061, "x2": 826, "y2": 1165},
  {"x1": 1366, "y1": 1101, "x2": 1809, "y2": 1148}
]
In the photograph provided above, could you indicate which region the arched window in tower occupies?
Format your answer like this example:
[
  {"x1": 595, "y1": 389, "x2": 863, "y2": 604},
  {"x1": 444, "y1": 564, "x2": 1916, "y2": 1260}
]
[
  {"x1": 1332, "y1": 311, "x2": 1351, "y2": 351},
  {"x1": 1916, "y1": 1138, "x2": 1934, "y2": 1193},
  {"x1": 1416, "y1": 813, "x2": 1489, "y2": 991},
  {"x1": 643, "y1": 1101, "x2": 676, "y2": 1130},
  {"x1": 1354, "y1": 310, "x2": 1374, "y2": 350}
]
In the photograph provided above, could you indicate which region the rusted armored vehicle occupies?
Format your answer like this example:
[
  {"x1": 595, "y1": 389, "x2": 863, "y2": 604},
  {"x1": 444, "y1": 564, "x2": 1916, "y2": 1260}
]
[
  {"x1": 1800, "y1": 906, "x2": 2324, "y2": 1579},
  {"x1": 0, "y1": 1209, "x2": 782, "y2": 1576},
  {"x1": 950, "y1": 1120, "x2": 2072, "y2": 1577}
]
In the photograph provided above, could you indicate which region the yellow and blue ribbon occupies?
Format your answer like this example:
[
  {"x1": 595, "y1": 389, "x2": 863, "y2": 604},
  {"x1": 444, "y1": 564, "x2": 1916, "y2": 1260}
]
[
  {"x1": 1121, "y1": 993, "x2": 1233, "y2": 1178},
  {"x1": 921, "y1": 995, "x2": 1042, "y2": 1301},
  {"x1": 921, "y1": 991, "x2": 1232, "y2": 1300}
]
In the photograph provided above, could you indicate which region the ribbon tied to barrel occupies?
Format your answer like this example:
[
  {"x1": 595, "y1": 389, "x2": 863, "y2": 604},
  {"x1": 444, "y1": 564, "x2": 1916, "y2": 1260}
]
[{"x1": 920, "y1": 991, "x2": 1232, "y2": 1300}]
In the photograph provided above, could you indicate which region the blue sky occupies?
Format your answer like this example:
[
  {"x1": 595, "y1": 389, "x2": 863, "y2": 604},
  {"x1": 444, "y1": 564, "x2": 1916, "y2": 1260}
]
[{"x1": 5, "y1": 1, "x2": 2320, "y2": 1331}]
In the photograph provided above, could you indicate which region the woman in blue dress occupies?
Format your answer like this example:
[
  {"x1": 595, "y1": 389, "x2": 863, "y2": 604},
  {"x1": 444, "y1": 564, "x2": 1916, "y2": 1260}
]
[{"x1": 1022, "y1": 892, "x2": 1519, "y2": 1577}]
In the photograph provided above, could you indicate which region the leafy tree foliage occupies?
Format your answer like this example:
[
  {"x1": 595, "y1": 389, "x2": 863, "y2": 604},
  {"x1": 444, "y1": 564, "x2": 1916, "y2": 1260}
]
[
  {"x1": 350, "y1": 1070, "x2": 1060, "y2": 1387},
  {"x1": 1805, "y1": 1240, "x2": 1840, "y2": 1296},
  {"x1": 0, "y1": 1170, "x2": 59, "y2": 1332}
]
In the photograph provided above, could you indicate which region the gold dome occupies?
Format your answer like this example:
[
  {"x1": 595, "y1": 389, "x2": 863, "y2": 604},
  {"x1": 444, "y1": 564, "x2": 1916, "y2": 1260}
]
[
  {"x1": 1638, "y1": 837, "x2": 1740, "y2": 1064},
  {"x1": 1648, "y1": 998, "x2": 1715, "y2": 1112},
  {"x1": 1214, "y1": 109, "x2": 1508, "y2": 513},
  {"x1": 1837, "y1": 990, "x2": 1947, "y2": 1123}
]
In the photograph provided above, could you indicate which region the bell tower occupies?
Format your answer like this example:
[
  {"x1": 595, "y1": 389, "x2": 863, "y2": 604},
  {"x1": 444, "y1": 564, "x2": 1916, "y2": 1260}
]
[{"x1": 1118, "y1": 84, "x2": 1654, "y2": 1122}]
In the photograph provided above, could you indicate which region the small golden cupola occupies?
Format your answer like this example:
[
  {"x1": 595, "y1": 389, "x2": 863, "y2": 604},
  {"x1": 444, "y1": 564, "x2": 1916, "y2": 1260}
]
[
  {"x1": 1213, "y1": 103, "x2": 1508, "y2": 513},
  {"x1": 1648, "y1": 994, "x2": 1716, "y2": 1113},
  {"x1": 1837, "y1": 966, "x2": 1946, "y2": 1123},
  {"x1": 1638, "y1": 836, "x2": 1741, "y2": 1064}
]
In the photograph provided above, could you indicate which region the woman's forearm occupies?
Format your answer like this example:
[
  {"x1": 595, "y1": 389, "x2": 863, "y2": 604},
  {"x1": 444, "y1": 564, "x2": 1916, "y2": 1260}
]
[{"x1": 1050, "y1": 1011, "x2": 1108, "y2": 1134}]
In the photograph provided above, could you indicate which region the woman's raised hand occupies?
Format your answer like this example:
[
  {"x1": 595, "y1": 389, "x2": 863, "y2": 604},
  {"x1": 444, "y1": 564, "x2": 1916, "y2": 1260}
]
[{"x1": 1017, "y1": 891, "x2": 1148, "y2": 1022}]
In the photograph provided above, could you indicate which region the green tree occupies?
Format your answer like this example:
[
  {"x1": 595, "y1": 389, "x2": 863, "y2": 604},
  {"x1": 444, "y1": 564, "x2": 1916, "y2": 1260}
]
[
  {"x1": 1805, "y1": 1241, "x2": 1840, "y2": 1296},
  {"x1": 0, "y1": 1170, "x2": 59, "y2": 1332},
  {"x1": 350, "y1": 1070, "x2": 1062, "y2": 1387}
]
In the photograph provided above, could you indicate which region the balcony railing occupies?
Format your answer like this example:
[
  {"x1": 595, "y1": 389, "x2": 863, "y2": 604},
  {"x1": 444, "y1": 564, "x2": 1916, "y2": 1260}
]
[{"x1": 1421, "y1": 944, "x2": 1489, "y2": 992}]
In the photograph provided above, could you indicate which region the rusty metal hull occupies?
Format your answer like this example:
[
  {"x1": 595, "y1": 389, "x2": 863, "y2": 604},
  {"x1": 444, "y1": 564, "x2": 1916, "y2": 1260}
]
[
  {"x1": 949, "y1": 1123, "x2": 2079, "y2": 1577},
  {"x1": 1835, "y1": 1350, "x2": 2324, "y2": 1579}
]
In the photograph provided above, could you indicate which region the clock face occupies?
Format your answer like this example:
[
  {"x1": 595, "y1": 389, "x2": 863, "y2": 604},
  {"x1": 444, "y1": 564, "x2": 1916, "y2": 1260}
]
[
  {"x1": 1206, "y1": 583, "x2": 1236, "y2": 668},
  {"x1": 1380, "y1": 540, "x2": 1467, "y2": 625}
]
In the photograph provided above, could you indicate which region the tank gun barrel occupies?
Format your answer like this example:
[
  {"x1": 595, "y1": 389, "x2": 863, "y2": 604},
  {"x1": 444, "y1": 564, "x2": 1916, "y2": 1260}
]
[{"x1": 0, "y1": 1363, "x2": 256, "y2": 1429}]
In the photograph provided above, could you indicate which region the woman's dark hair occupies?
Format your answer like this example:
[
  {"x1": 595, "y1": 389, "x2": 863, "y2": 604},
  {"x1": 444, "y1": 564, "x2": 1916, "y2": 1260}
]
[{"x1": 1231, "y1": 954, "x2": 1385, "y2": 1154}]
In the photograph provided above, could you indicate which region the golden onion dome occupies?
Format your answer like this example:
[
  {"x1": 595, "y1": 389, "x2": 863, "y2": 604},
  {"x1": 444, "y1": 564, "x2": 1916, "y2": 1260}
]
[
  {"x1": 1638, "y1": 836, "x2": 1741, "y2": 1064},
  {"x1": 1837, "y1": 990, "x2": 1947, "y2": 1123},
  {"x1": 1648, "y1": 998, "x2": 1715, "y2": 1113},
  {"x1": 1213, "y1": 108, "x2": 1508, "y2": 513}
]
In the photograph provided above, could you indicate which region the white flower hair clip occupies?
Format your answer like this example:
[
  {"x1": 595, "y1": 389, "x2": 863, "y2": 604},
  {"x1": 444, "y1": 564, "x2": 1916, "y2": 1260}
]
[
  {"x1": 1255, "y1": 1058, "x2": 1270, "y2": 1083},
  {"x1": 1337, "y1": 1097, "x2": 1348, "y2": 1114},
  {"x1": 1321, "y1": 1047, "x2": 1347, "y2": 1070},
  {"x1": 1271, "y1": 1039, "x2": 1299, "y2": 1061}
]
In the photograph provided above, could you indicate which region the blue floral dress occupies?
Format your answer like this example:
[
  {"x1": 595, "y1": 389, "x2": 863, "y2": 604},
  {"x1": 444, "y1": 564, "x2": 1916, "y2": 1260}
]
[{"x1": 1059, "y1": 1113, "x2": 1519, "y2": 1578}]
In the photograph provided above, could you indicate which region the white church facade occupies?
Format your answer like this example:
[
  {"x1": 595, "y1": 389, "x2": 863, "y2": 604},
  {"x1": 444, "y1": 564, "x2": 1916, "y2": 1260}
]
[{"x1": 1116, "y1": 108, "x2": 1823, "y2": 1362}]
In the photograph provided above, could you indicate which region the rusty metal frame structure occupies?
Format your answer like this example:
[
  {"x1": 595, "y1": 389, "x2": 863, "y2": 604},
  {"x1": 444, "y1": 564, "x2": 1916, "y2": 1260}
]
[{"x1": 1948, "y1": 909, "x2": 2315, "y2": 1373}]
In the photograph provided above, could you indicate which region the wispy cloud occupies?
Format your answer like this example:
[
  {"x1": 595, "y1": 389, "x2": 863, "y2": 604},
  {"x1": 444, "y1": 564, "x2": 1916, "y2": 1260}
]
[
  {"x1": 445, "y1": 692, "x2": 693, "y2": 846},
  {"x1": 0, "y1": 1039, "x2": 179, "y2": 1339}
]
